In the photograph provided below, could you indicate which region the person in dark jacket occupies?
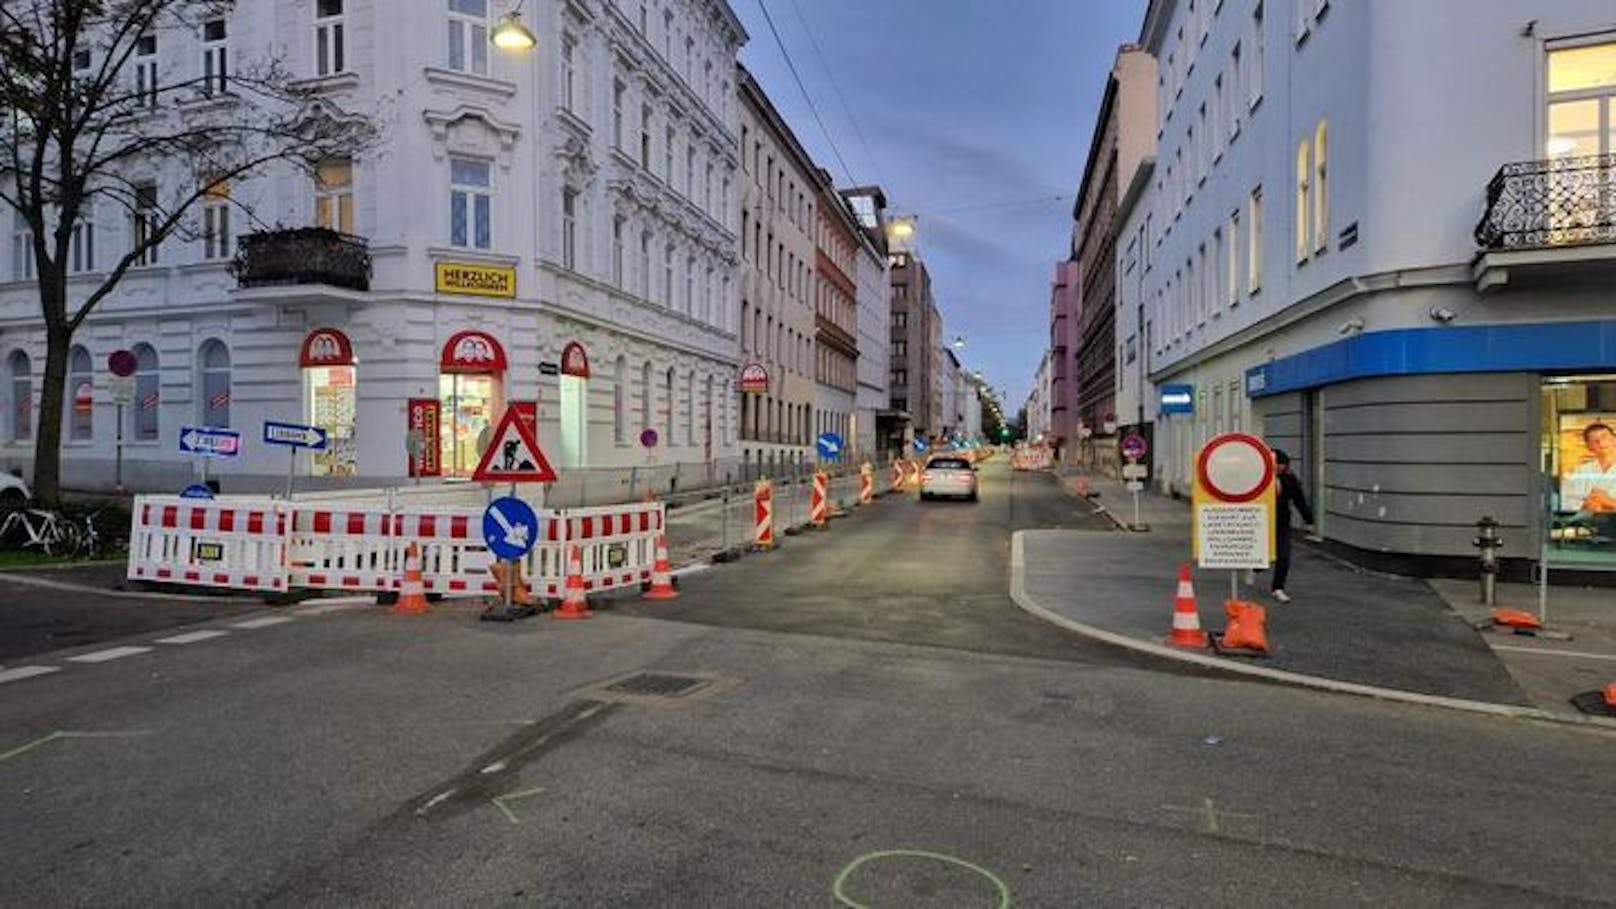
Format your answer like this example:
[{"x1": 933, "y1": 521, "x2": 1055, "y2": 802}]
[{"x1": 1270, "y1": 448, "x2": 1315, "y2": 603}]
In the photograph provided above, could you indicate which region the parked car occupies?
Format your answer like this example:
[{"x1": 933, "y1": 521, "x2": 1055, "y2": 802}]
[
  {"x1": 0, "y1": 471, "x2": 29, "y2": 510},
  {"x1": 919, "y1": 455, "x2": 978, "y2": 502}
]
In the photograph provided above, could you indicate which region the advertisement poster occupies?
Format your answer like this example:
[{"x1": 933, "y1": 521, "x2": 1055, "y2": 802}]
[
  {"x1": 408, "y1": 398, "x2": 442, "y2": 478},
  {"x1": 1555, "y1": 413, "x2": 1616, "y2": 513}
]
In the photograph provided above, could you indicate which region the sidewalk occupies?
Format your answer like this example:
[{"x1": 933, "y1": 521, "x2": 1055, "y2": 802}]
[{"x1": 1021, "y1": 467, "x2": 1616, "y2": 725}]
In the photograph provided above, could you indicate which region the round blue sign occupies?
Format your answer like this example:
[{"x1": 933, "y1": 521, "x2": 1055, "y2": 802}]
[
  {"x1": 640, "y1": 428, "x2": 659, "y2": 449},
  {"x1": 815, "y1": 432, "x2": 845, "y2": 460},
  {"x1": 180, "y1": 484, "x2": 214, "y2": 500},
  {"x1": 482, "y1": 496, "x2": 540, "y2": 561},
  {"x1": 912, "y1": 438, "x2": 929, "y2": 453}
]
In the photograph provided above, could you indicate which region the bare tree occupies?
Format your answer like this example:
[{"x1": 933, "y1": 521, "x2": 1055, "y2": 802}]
[{"x1": 0, "y1": 0, "x2": 375, "y2": 505}]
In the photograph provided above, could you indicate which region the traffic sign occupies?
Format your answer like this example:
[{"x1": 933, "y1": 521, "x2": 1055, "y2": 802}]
[
  {"x1": 263, "y1": 420, "x2": 329, "y2": 450},
  {"x1": 471, "y1": 408, "x2": 558, "y2": 483},
  {"x1": 1192, "y1": 433, "x2": 1277, "y2": 570},
  {"x1": 1121, "y1": 433, "x2": 1148, "y2": 460},
  {"x1": 1122, "y1": 463, "x2": 1148, "y2": 480},
  {"x1": 180, "y1": 483, "x2": 214, "y2": 500},
  {"x1": 816, "y1": 432, "x2": 844, "y2": 460},
  {"x1": 179, "y1": 426, "x2": 241, "y2": 458},
  {"x1": 483, "y1": 496, "x2": 540, "y2": 561},
  {"x1": 1196, "y1": 433, "x2": 1273, "y2": 503},
  {"x1": 109, "y1": 375, "x2": 135, "y2": 405},
  {"x1": 640, "y1": 428, "x2": 659, "y2": 449},
  {"x1": 912, "y1": 438, "x2": 929, "y2": 453},
  {"x1": 108, "y1": 349, "x2": 137, "y2": 378}
]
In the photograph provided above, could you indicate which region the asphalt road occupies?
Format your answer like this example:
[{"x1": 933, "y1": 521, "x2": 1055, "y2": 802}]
[{"x1": 2, "y1": 462, "x2": 1613, "y2": 906}]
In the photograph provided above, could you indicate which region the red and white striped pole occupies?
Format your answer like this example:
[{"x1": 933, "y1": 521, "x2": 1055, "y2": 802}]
[
  {"x1": 810, "y1": 472, "x2": 829, "y2": 528},
  {"x1": 753, "y1": 479, "x2": 775, "y2": 550},
  {"x1": 859, "y1": 463, "x2": 873, "y2": 505},
  {"x1": 890, "y1": 461, "x2": 904, "y2": 493}
]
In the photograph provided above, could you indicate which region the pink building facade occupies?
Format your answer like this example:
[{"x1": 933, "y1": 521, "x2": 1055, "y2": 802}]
[{"x1": 1047, "y1": 259, "x2": 1082, "y2": 456}]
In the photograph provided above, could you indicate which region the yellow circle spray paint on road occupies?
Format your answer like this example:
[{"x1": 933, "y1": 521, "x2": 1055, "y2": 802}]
[{"x1": 832, "y1": 849, "x2": 1012, "y2": 908}]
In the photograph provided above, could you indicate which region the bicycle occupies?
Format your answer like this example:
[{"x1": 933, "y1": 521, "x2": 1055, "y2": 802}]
[{"x1": 0, "y1": 507, "x2": 82, "y2": 558}]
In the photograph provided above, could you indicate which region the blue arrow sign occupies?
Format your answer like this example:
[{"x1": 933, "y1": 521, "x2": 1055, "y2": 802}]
[
  {"x1": 263, "y1": 420, "x2": 329, "y2": 451},
  {"x1": 912, "y1": 438, "x2": 929, "y2": 453},
  {"x1": 179, "y1": 426, "x2": 241, "y2": 458},
  {"x1": 483, "y1": 496, "x2": 540, "y2": 561},
  {"x1": 180, "y1": 483, "x2": 215, "y2": 500},
  {"x1": 815, "y1": 432, "x2": 845, "y2": 460}
]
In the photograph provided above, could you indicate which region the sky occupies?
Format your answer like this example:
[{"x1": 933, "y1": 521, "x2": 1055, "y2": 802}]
[{"x1": 730, "y1": 0, "x2": 1148, "y2": 413}]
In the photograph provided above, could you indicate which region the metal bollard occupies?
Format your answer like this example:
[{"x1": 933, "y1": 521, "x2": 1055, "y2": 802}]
[{"x1": 1473, "y1": 516, "x2": 1503, "y2": 606}]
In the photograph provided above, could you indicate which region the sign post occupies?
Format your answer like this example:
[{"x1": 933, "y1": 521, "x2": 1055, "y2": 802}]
[
  {"x1": 179, "y1": 425, "x2": 241, "y2": 489},
  {"x1": 815, "y1": 432, "x2": 844, "y2": 462},
  {"x1": 1120, "y1": 432, "x2": 1149, "y2": 531},
  {"x1": 263, "y1": 421, "x2": 329, "y2": 499},
  {"x1": 1193, "y1": 432, "x2": 1277, "y2": 605},
  {"x1": 108, "y1": 350, "x2": 137, "y2": 492},
  {"x1": 482, "y1": 494, "x2": 540, "y2": 621}
]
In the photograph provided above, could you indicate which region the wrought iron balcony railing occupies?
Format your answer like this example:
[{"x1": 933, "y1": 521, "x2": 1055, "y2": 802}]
[
  {"x1": 1476, "y1": 154, "x2": 1616, "y2": 251},
  {"x1": 230, "y1": 227, "x2": 371, "y2": 291}
]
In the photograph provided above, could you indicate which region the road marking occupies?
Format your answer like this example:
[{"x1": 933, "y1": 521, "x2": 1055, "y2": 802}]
[
  {"x1": 832, "y1": 850, "x2": 1011, "y2": 909},
  {"x1": 1162, "y1": 797, "x2": 1253, "y2": 835},
  {"x1": 156, "y1": 630, "x2": 230, "y2": 645},
  {"x1": 416, "y1": 788, "x2": 458, "y2": 817},
  {"x1": 68, "y1": 646, "x2": 152, "y2": 663},
  {"x1": 228, "y1": 616, "x2": 294, "y2": 629},
  {"x1": 490, "y1": 786, "x2": 548, "y2": 824},
  {"x1": 1493, "y1": 645, "x2": 1616, "y2": 663},
  {"x1": 0, "y1": 665, "x2": 60, "y2": 684},
  {"x1": 293, "y1": 601, "x2": 367, "y2": 616},
  {"x1": 0, "y1": 729, "x2": 151, "y2": 764}
]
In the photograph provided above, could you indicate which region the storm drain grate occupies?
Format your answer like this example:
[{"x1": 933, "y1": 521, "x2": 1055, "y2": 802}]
[{"x1": 603, "y1": 672, "x2": 709, "y2": 698}]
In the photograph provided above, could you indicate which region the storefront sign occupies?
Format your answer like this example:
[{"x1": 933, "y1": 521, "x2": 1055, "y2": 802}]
[
  {"x1": 440, "y1": 331, "x2": 508, "y2": 373},
  {"x1": 561, "y1": 341, "x2": 589, "y2": 378},
  {"x1": 740, "y1": 363, "x2": 769, "y2": 395},
  {"x1": 538, "y1": 362, "x2": 560, "y2": 376},
  {"x1": 407, "y1": 398, "x2": 442, "y2": 477},
  {"x1": 1160, "y1": 384, "x2": 1195, "y2": 414},
  {"x1": 299, "y1": 328, "x2": 355, "y2": 367},
  {"x1": 435, "y1": 262, "x2": 517, "y2": 298}
]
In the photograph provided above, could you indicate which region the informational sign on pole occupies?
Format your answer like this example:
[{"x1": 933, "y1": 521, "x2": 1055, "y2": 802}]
[
  {"x1": 815, "y1": 432, "x2": 844, "y2": 461},
  {"x1": 263, "y1": 421, "x2": 328, "y2": 498},
  {"x1": 471, "y1": 408, "x2": 559, "y2": 484},
  {"x1": 483, "y1": 495, "x2": 541, "y2": 621},
  {"x1": 1192, "y1": 432, "x2": 1277, "y2": 571}
]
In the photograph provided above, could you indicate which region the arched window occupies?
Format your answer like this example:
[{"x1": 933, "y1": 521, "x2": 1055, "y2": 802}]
[
  {"x1": 8, "y1": 350, "x2": 30, "y2": 442},
  {"x1": 198, "y1": 339, "x2": 231, "y2": 428},
  {"x1": 639, "y1": 361, "x2": 652, "y2": 433},
  {"x1": 703, "y1": 374, "x2": 714, "y2": 451},
  {"x1": 68, "y1": 345, "x2": 93, "y2": 441},
  {"x1": 133, "y1": 343, "x2": 160, "y2": 441},
  {"x1": 613, "y1": 355, "x2": 627, "y2": 444},
  {"x1": 685, "y1": 370, "x2": 696, "y2": 446},
  {"x1": 664, "y1": 367, "x2": 675, "y2": 446}
]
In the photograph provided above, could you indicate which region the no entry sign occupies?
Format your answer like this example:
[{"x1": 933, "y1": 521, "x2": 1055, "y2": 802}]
[{"x1": 1192, "y1": 433, "x2": 1276, "y2": 570}]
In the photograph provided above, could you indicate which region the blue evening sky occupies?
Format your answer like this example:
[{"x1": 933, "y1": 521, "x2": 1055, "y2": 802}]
[{"x1": 731, "y1": 0, "x2": 1147, "y2": 414}]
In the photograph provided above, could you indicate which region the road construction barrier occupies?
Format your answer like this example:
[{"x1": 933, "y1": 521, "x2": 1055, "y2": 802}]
[
  {"x1": 860, "y1": 464, "x2": 874, "y2": 505},
  {"x1": 890, "y1": 462, "x2": 905, "y2": 493},
  {"x1": 1011, "y1": 446, "x2": 1053, "y2": 471},
  {"x1": 127, "y1": 500, "x2": 292, "y2": 593},
  {"x1": 810, "y1": 472, "x2": 829, "y2": 528},
  {"x1": 753, "y1": 479, "x2": 775, "y2": 549}
]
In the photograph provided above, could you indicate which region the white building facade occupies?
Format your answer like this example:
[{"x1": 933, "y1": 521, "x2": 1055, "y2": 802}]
[
  {"x1": 0, "y1": 0, "x2": 746, "y2": 501},
  {"x1": 844, "y1": 188, "x2": 891, "y2": 459},
  {"x1": 1132, "y1": 0, "x2": 1616, "y2": 576},
  {"x1": 1026, "y1": 350, "x2": 1052, "y2": 444}
]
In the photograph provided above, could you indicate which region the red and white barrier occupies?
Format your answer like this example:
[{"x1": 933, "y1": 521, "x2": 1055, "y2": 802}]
[
  {"x1": 753, "y1": 479, "x2": 775, "y2": 549},
  {"x1": 810, "y1": 472, "x2": 828, "y2": 528},
  {"x1": 860, "y1": 464, "x2": 874, "y2": 505},
  {"x1": 127, "y1": 500, "x2": 292, "y2": 592}
]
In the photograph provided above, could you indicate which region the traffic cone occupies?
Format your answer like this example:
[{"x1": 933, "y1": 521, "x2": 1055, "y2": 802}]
[
  {"x1": 642, "y1": 533, "x2": 679, "y2": 601},
  {"x1": 1605, "y1": 682, "x2": 1616, "y2": 709},
  {"x1": 391, "y1": 542, "x2": 430, "y2": 615},
  {"x1": 1167, "y1": 563, "x2": 1209, "y2": 648},
  {"x1": 553, "y1": 544, "x2": 593, "y2": 619}
]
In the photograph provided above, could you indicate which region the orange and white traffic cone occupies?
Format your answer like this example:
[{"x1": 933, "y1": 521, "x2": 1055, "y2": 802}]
[
  {"x1": 553, "y1": 544, "x2": 593, "y2": 620},
  {"x1": 643, "y1": 533, "x2": 679, "y2": 601},
  {"x1": 391, "y1": 542, "x2": 430, "y2": 615},
  {"x1": 1167, "y1": 563, "x2": 1209, "y2": 648}
]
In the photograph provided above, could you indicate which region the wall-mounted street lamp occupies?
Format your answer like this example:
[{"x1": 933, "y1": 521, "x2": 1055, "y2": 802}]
[{"x1": 492, "y1": 3, "x2": 538, "y2": 51}]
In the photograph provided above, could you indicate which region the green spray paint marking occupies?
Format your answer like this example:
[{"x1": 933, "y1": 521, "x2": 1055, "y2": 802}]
[
  {"x1": 833, "y1": 849, "x2": 1011, "y2": 908},
  {"x1": 490, "y1": 786, "x2": 548, "y2": 824}
]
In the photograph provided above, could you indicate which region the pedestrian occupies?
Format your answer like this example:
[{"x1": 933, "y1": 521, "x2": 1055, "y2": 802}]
[{"x1": 1270, "y1": 448, "x2": 1316, "y2": 603}]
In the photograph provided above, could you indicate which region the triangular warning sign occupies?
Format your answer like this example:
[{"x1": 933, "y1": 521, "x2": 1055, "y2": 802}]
[{"x1": 471, "y1": 407, "x2": 559, "y2": 483}]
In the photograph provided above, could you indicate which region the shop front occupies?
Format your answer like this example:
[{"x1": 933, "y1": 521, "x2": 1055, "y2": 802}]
[
  {"x1": 1542, "y1": 374, "x2": 1616, "y2": 570},
  {"x1": 439, "y1": 330, "x2": 507, "y2": 476},
  {"x1": 558, "y1": 341, "x2": 589, "y2": 469},
  {"x1": 299, "y1": 328, "x2": 358, "y2": 476}
]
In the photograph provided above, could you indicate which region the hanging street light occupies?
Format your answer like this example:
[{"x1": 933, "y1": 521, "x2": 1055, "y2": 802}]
[{"x1": 492, "y1": 5, "x2": 538, "y2": 51}]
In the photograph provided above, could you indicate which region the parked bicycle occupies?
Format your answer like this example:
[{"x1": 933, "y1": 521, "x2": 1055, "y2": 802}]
[{"x1": 0, "y1": 507, "x2": 82, "y2": 557}]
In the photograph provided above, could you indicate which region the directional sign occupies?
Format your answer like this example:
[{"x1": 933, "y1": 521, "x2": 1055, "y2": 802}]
[
  {"x1": 180, "y1": 483, "x2": 215, "y2": 500},
  {"x1": 483, "y1": 496, "x2": 540, "y2": 561},
  {"x1": 912, "y1": 438, "x2": 929, "y2": 453},
  {"x1": 1121, "y1": 433, "x2": 1148, "y2": 460},
  {"x1": 263, "y1": 420, "x2": 329, "y2": 451},
  {"x1": 471, "y1": 408, "x2": 558, "y2": 483},
  {"x1": 179, "y1": 426, "x2": 241, "y2": 458},
  {"x1": 816, "y1": 432, "x2": 845, "y2": 460}
]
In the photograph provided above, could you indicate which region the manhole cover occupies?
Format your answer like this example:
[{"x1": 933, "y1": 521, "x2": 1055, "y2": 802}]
[{"x1": 604, "y1": 672, "x2": 709, "y2": 698}]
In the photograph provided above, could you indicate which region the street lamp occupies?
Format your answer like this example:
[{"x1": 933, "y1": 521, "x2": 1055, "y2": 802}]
[{"x1": 492, "y1": 3, "x2": 538, "y2": 51}]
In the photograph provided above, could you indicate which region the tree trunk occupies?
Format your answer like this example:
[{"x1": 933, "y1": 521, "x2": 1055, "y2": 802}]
[{"x1": 32, "y1": 311, "x2": 73, "y2": 509}]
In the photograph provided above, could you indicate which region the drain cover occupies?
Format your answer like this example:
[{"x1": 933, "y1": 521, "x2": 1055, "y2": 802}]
[{"x1": 604, "y1": 672, "x2": 709, "y2": 698}]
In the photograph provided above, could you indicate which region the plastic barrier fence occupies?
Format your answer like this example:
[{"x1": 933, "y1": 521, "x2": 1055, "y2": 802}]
[{"x1": 127, "y1": 500, "x2": 293, "y2": 593}]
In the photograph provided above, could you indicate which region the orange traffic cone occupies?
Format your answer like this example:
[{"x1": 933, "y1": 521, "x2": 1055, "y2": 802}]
[
  {"x1": 1605, "y1": 682, "x2": 1616, "y2": 709},
  {"x1": 391, "y1": 542, "x2": 430, "y2": 615},
  {"x1": 643, "y1": 533, "x2": 679, "y2": 601},
  {"x1": 553, "y1": 544, "x2": 593, "y2": 619},
  {"x1": 1167, "y1": 563, "x2": 1209, "y2": 648}
]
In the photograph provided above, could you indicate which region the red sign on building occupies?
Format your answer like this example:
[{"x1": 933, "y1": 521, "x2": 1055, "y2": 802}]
[
  {"x1": 440, "y1": 331, "x2": 507, "y2": 373},
  {"x1": 561, "y1": 341, "x2": 590, "y2": 378},
  {"x1": 407, "y1": 397, "x2": 441, "y2": 477},
  {"x1": 740, "y1": 363, "x2": 769, "y2": 395},
  {"x1": 299, "y1": 327, "x2": 356, "y2": 367}
]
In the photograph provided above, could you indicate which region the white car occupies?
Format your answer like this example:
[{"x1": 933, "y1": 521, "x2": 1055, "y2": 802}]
[
  {"x1": 919, "y1": 455, "x2": 978, "y2": 502},
  {"x1": 0, "y1": 471, "x2": 29, "y2": 509}
]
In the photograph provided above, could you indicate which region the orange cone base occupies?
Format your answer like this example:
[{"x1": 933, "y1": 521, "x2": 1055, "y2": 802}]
[
  {"x1": 390, "y1": 601, "x2": 430, "y2": 615},
  {"x1": 1167, "y1": 630, "x2": 1210, "y2": 649},
  {"x1": 643, "y1": 586, "x2": 679, "y2": 601},
  {"x1": 553, "y1": 603, "x2": 593, "y2": 619}
]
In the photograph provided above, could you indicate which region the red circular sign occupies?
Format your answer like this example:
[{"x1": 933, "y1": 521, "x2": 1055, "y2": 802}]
[
  {"x1": 1121, "y1": 433, "x2": 1148, "y2": 459},
  {"x1": 1195, "y1": 433, "x2": 1274, "y2": 503},
  {"x1": 108, "y1": 349, "x2": 137, "y2": 377}
]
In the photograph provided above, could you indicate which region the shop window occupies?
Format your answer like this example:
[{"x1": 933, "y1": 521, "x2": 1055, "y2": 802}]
[
  {"x1": 301, "y1": 329, "x2": 357, "y2": 476},
  {"x1": 68, "y1": 345, "x2": 93, "y2": 441},
  {"x1": 1542, "y1": 377, "x2": 1616, "y2": 569},
  {"x1": 8, "y1": 350, "x2": 30, "y2": 442},
  {"x1": 133, "y1": 343, "x2": 159, "y2": 441},
  {"x1": 198, "y1": 339, "x2": 231, "y2": 428},
  {"x1": 438, "y1": 332, "x2": 506, "y2": 476}
]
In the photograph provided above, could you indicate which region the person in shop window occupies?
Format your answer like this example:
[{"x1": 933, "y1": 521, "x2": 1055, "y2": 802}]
[{"x1": 1563, "y1": 423, "x2": 1616, "y2": 514}]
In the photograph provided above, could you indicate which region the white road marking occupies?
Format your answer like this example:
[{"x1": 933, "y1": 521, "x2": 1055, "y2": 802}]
[
  {"x1": 228, "y1": 616, "x2": 294, "y2": 629},
  {"x1": 1493, "y1": 645, "x2": 1616, "y2": 663},
  {"x1": 293, "y1": 601, "x2": 367, "y2": 616},
  {"x1": 68, "y1": 646, "x2": 152, "y2": 664},
  {"x1": 155, "y1": 630, "x2": 230, "y2": 645},
  {"x1": 0, "y1": 666, "x2": 60, "y2": 684}
]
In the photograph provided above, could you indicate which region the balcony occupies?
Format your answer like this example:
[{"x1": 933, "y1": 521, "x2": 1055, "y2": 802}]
[
  {"x1": 231, "y1": 228, "x2": 371, "y2": 292},
  {"x1": 1474, "y1": 154, "x2": 1616, "y2": 293}
]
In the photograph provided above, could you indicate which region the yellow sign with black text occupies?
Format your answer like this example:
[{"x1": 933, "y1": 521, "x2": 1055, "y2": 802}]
[{"x1": 435, "y1": 263, "x2": 517, "y2": 298}]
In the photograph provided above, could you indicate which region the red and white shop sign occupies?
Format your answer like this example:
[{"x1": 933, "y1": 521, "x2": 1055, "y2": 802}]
[
  {"x1": 561, "y1": 341, "x2": 590, "y2": 378},
  {"x1": 440, "y1": 330, "x2": 508, "y2": 374},
  {"x1": 299, "y1": 328, "x2": 355, "y2": 367},
  {"x1": 407, "y1": 397, "x2": 442, "y2": 477},
  {"x1": 739, "y1": 363, "x2": 769, "y2": 395}
]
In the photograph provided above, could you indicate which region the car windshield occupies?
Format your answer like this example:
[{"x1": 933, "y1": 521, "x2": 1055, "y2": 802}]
[{"x1": 927, "y1": 458, "x2": 971, "y2": 470}]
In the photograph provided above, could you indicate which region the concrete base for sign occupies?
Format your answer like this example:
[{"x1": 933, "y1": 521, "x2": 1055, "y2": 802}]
[
  {"x1": 1125, "y1": 522, "x2": 1151, "y2": 533},
  {"x1": 480, "y1": 601, "x2": 540, "y2": 622}
]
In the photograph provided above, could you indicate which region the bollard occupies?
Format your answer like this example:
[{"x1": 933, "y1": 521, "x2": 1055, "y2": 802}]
[
  {"x1": 753, "y1": 478, "x2": 775, "y2": 550},
  {"x1": 1474, "y1": 516, "x2": 1503, "y2": 606}
]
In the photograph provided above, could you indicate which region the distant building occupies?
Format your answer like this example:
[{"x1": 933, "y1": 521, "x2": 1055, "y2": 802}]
[
  {"x1": 811, "y1": 171, "x2": 863, "y2": 458},
  {"x1": 841, "y1": 186, "x2": 893, "y2": 457},
  {"x1": 1027, "y1": 351, "x2": 1053, "y2": 443},
  {"x1": 888, "y1": 247, "x2": 943, "y2": 445},
  {"x1": 1048, "y1": 260, "x2": 1082, "y2": 455}
]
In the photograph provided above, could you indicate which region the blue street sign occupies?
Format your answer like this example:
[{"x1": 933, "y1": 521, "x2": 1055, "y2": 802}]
[
  {"x1": 912, "y1": 438, "x2": 929, "y2": 453},
  {"x1": 180, "y1": 484, "x2": 214, "y2": 500},
  {"x1": 1159, "y1": 384, "x2": 1195, "y2": 415},
  {"x1": 483, "y1": 496, "x2": 540, "y2": 561},
  {"x1": 263, "y1": 420, "x2": 329, "y2": 451},
  {"x1": 815, "y1": 432, "x2": 845, "y2": 460},
  {"x1": 179, "y1": 426, "x2": 241, "y2": 458}
]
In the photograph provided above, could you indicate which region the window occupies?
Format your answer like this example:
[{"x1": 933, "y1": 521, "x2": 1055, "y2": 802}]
[
  {"x1": 314, "y1": 158, "x2": 353, "y2": 234},
  {"x1": 449, "y1": 157, "x2": 491, "y2": 250},
  {"x1": 68, "y1": 346, "x2": 92, "y2": 441},
  {"x1": 1250, "y1": 1, "x2": 1265, "y2": 107},
  {"x1": 561, "y1": 188, "x2": 578, "y2": 269},
  {"x1": 1230, "y1": 43, "x2": 1243, "y2": 136},
  {"x1": 664, "y1": 368, "x2": 675, "y2": 444},
  {"x1": 133, "y1": 33, "x2": 158, "y2": 107},
  {"x1": 202, "y1": 178, "x2": 231, "y2": 260},
  {"x1": 1248, "y1": 185, "x2": 1264, "y2": 294},
  {"x1": 686, "y1": 371, "x2": 696, "y2": 446},
  {"x1": 198, "y1": 339, "x2": 231, "y2": 428},
  {"x1": 610, "y1": 78, "x2": 624, "y2": 143},
  {"x1": 663, "y1": 10, "x2": 674, "y2": 59},
  {"x1": 612, "y1": 215, "x2": 625, "y2": 286},
  {"x1": 11, "y1": 209, "x2": 34, "y2": 281},
  {"x1": 640, "y1": 230, "x2": 652, "y2": 299},
  {"x1": 8, "y1": 351, "x2": 30, "y2": 442},
  {"x1": 447, "y1": 0, "x2": 489, "y2": 76},
  {"x1": 315, "y1": 0, "x2": 345, "y2": 77},
  {"x1": 1313, "y1": 119, "x2": 1328, "y2": 253},
  {"x1": 640, "y1": 105, "x2": 652, "y2": 168},
  {"x1": 1212, "y1": 75, "x2": 1224, "y2": 157},
  {"x1": 640, "y1": 361, "x2": 652, "y2": 431},
  {"x1": 740, "y1": 126, "x2": 750, "y2": 173},
  {"x1": 613, "y1": 356, "x2": 627, "y2": 444},
  {"x1": 1227, "y1": 210, "x2": 1241, "y2": 305},
  {"x1": 201, "y1": 18, "x2": 228, "y2": 96},
  {"x1": 132, "y1": 182, "x2": 160, "y2": 265},
  {"x1": 685, "y1": 146, "x2": 696, "y2": 197},
  {"x1": 703, "y1": 163, "x2": 713, "y2": 213},
  {"x1": 664, "y1": 126, "x2": 675, "y2": 182},
  {"x1": 662, "y1": 242, "x2": 674, "y2": 304},
  {"x1": 684, "y1": 254, "x2": 695, "y2": 315},
  {"x1": 1294, "y1": 138, "x2": 1311, "y2": 263},
  {"x1": 69, "y1": 203, "x2": 94, "y2": 274},
  {"x1": 133, "y1": 344, "x2": 159, "y2": 441}
]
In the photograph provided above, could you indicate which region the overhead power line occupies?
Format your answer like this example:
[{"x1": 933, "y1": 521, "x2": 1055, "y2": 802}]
[
  {"x1": 928, "y1": 195, "x2": 1074, "y2": 216},
  {"x1": 785, "y1": 0, "x2": 887, "y2": 189},
  {"x1": 754, "y1": 0, "x2": 856, "y2": 186}
]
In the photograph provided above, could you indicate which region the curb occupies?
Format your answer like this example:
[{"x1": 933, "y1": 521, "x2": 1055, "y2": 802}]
[{"x1": 1007, "y1": 531, "x2": 1616, "y2": 734}]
